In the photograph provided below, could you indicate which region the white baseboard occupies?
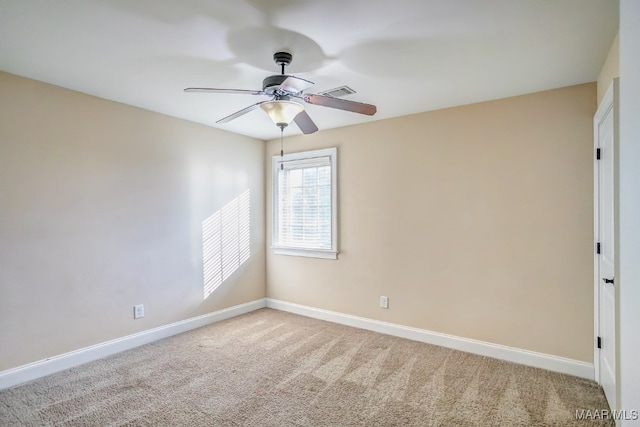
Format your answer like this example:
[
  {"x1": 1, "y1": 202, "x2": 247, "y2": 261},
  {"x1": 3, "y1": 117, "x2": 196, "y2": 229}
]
[
  {"x1": 0, "y1": 298, "x2": 267, "y2": 390},
  {"x1": 266, "y1": 298, "x2": 594, "y2": 380},
  {"x1": 1, "y1": 297, "x2": 594, "y2": 391}
]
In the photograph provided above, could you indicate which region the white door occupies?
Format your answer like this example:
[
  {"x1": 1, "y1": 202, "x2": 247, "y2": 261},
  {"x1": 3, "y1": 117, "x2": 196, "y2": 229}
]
[{"x1": 594, "y1": 80, "x2": 617, "y2": 411}]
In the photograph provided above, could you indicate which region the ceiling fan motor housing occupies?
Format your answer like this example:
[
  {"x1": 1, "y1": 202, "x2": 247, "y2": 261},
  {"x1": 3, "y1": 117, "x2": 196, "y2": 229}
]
[{"x1": 263, "y1": 75, "x2": 288, "y2": 95}]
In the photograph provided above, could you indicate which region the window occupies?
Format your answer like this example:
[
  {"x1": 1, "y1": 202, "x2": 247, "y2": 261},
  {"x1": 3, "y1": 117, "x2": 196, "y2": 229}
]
[{"x1": 272, "y1": 147, "x2": 337, "y2": 259}]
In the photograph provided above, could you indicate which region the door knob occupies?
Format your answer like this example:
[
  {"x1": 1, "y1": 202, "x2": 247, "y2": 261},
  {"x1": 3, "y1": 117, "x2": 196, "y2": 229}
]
[{"x1": 602, "y1": 278, "x2": 614, "y2": 284}]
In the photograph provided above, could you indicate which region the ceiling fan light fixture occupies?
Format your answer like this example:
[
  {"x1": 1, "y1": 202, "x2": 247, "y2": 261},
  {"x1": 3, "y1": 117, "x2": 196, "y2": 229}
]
[{"x1": 260, "y1": 100, "x2": 304, "y2": 127}]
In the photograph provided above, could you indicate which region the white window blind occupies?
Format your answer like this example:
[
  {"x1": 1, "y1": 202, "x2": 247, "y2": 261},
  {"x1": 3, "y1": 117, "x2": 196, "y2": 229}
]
[{"x1": 272, "y1": 148, "x2": 337, "y2": 259}]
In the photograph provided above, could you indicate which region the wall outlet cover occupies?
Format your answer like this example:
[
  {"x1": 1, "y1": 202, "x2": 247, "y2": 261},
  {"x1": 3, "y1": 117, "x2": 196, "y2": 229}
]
[
  {"x1": 134, "y1": 304, "x2": 144, "y2": 319},
  {"x1": 380, "y1": 296, "x2": 389, "y2": 309}
]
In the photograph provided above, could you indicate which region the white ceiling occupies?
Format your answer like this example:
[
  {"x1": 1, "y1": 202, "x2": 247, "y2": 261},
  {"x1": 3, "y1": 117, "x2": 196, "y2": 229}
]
[{"x1": 0, "y1": 0, "x2": 618, "y2": 140}]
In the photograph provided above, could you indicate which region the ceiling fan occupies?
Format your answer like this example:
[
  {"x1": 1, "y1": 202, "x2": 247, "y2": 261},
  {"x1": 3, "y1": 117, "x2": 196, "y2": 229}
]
[{"x1": 184, "y1": 51, "x2": 377, "y2": 134}]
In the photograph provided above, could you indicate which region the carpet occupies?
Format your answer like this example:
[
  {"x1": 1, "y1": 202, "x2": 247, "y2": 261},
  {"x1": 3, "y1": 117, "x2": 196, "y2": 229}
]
[{"x1": 0, "y1": 308, "x2": 612, "y2": 426}]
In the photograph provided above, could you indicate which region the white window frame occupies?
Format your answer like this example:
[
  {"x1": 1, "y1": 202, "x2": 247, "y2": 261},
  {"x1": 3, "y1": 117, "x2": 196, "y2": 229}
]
[{"x1": 272, "y1": 147, "x2": 338, "y2": 259}]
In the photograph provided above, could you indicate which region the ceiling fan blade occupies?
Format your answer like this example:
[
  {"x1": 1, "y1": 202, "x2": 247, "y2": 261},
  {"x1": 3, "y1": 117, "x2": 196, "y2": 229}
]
[
  {"x1": 303, "y1": 94, "x2": 377, "y2": 116},
  {"x1": 184, "y1": 88, "x2": 264, "y2": 95},
  {"x1": 216, "y1": 101, "x2": 268, "y2": 124},
  {"x1": 280, "y1": 76, "x2": 314, "y2": 94},
  {"x1": 293, "y1": 110, "x2": 319, "y2": 134}
]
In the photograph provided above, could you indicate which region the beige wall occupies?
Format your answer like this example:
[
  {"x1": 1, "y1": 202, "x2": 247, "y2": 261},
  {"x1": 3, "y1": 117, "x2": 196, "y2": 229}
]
[
  {"x1": 266, "y1": 83, "x2": 596, "y2": 362},
  {"x1": 0, "y1": 70, "x2": 596, "y2": 371},
  {"x1": 0, "y1": 72, "x2": 266, "y2": 371},
  {"x1": 597, "y1": 32, "x2": 619, "y2": 105}
]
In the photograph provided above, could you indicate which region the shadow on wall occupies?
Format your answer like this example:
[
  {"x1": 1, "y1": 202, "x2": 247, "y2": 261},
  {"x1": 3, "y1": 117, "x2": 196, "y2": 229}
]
[{"x1": 202, "y1": 189, "x2": 251, "y2": 299}]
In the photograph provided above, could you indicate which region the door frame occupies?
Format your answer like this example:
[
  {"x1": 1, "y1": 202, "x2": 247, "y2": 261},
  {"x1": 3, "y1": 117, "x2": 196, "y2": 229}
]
[{"x1": 593, "y1": 78, "x2": 618, "y2": 407}]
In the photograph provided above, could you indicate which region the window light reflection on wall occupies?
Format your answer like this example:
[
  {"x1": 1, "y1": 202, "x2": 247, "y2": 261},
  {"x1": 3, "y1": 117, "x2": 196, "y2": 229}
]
[{"x1": 202, "y1": 189, "x2": 250, "y2": 299}]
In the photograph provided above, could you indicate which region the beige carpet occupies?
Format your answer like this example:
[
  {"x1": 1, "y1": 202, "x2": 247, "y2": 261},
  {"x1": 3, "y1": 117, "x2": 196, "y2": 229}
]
[{"x1": 0, "y1": 308, "x2": 612, "y2": 426}]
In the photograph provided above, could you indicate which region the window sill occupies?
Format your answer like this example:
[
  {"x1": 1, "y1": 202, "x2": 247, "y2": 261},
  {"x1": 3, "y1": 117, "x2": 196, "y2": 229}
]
[{"x1": 272, "y1": 247, "x2": 338, "y2": 260}]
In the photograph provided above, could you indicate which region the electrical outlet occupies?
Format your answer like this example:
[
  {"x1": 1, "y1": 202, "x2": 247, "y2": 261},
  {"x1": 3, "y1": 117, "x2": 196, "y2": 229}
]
[
  {"x1": 380, "y1": 296, "x2": 389, "y2": 309},
  {"x1": 134, "y1": 304, "x2": 144, "y2": 319}
]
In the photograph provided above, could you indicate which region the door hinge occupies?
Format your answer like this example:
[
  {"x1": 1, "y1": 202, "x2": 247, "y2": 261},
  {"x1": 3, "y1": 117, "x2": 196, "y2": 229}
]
[
  {"x1": 597, "y1": 242, "x2": 601, "y2": 254},
  {"x1": 596, "y1": 148, "x2": 601, "y2": 160},
  {"x1": 597, "y1": 336, "x2": 602, "y2": 349}
]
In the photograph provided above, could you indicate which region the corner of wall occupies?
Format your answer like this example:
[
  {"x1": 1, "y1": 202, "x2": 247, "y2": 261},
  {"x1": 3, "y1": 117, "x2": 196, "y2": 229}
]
[{"x1": 597, "y1": 32, "x2": 620, "y2": 105}]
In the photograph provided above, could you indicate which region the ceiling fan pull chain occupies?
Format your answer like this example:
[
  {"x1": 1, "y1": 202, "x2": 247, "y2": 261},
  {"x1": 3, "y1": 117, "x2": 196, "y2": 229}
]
[{"x1": 280, "y1": 127, "x2": 284, "y2": 170}]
